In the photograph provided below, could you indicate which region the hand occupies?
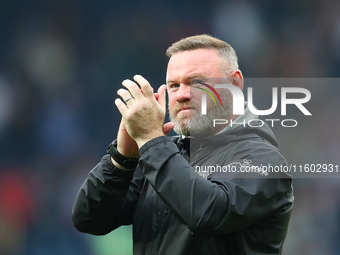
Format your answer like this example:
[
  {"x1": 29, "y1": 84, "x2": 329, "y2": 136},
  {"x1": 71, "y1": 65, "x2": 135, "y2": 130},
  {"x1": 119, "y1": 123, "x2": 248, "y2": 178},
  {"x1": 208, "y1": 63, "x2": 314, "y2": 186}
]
[
  {"x1": 113, "y1": 116, "x2": 174, "y2": 170},
  {"x1": 116, "y1": 116, "x2": 174, "y2": 159},
  {"x1": 117, "y1": 117, "x2": 140, "y2": 159},
  {"x1": 115, "y1": 75, "x2": 174, "y2": 149}
]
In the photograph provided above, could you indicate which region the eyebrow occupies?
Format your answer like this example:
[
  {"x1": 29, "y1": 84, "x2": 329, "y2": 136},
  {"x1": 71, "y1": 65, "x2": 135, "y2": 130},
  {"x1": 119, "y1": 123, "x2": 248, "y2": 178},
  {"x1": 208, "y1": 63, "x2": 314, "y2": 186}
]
[{"x1": 166, "y1": 75, "x2": 205, "y2": 85}]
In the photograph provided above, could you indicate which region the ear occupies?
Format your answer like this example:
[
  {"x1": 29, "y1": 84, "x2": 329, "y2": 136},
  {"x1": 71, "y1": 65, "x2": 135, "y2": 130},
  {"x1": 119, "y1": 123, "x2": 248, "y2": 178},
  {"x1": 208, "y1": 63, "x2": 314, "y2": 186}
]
[{"x1": 229, "y1": 70, "x2": 244, "y2": 91}]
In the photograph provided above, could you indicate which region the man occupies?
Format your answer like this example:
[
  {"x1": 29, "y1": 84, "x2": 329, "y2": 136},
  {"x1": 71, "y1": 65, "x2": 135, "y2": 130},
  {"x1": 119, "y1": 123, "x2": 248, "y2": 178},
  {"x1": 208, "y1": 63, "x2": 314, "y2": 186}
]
[{"x1": 72, "y1": 34, "x2": 293, "y2": 255}]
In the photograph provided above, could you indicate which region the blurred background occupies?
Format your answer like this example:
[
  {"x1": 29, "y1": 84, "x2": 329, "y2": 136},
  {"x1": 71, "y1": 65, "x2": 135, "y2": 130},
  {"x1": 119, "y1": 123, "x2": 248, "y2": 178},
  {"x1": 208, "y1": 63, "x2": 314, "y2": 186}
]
[{"x1": 0, "y1": 0, "x2": 339, "y2": 254}]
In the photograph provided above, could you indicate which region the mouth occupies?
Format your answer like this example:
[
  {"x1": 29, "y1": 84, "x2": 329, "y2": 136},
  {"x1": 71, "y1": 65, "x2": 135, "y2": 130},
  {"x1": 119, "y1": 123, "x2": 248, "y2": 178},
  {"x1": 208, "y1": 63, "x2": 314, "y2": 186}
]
[{"x1": 178, "y1": 107, "x2": 196, "y2": 113}]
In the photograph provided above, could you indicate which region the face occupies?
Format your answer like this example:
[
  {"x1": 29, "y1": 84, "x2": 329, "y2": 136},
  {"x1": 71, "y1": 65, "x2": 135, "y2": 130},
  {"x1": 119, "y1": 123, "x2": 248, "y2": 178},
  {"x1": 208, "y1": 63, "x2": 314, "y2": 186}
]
[{"x1": 166, "y1": 48, "x2": 233, "y2": 137}]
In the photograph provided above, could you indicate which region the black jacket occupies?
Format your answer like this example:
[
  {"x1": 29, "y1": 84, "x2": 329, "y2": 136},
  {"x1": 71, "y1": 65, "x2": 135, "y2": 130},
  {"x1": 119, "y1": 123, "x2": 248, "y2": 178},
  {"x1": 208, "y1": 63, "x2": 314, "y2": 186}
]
[{"x1": 72, "y1": 123, "x2": 293, "y2": 255}]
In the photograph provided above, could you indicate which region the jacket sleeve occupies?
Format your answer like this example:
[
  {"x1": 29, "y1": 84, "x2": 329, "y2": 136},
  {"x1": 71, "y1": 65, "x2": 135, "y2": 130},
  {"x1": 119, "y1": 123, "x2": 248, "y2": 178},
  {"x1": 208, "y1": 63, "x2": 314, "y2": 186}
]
[
  {"x1": 138, "y1": 136, "x2": 293, "y2": 237},
  {"x1": 71, "y1": 154, "x2": 144, "y2": 235}
]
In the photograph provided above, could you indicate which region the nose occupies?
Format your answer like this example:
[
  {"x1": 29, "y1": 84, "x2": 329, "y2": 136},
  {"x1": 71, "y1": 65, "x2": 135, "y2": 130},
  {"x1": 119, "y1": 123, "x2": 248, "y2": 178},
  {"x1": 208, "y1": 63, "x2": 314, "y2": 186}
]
[{"x1": 175, "y1": 84, "x2": 191, "y2": 102}]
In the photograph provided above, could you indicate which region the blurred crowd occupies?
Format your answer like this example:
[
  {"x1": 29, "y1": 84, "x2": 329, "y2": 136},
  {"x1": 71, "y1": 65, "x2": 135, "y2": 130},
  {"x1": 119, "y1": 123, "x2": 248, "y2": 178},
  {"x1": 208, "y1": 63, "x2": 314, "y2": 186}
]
[{"x1": 0, "y1": 0, "x2": 339, "y2": 254}]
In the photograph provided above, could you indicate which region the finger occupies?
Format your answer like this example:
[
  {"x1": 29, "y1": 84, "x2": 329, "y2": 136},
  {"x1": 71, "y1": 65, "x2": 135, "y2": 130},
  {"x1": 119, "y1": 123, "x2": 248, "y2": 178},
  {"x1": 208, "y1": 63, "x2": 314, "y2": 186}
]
[
  {"x1": 117, "y1": 88, "x2": 131, "y2": 99},
  {"x1": 118, "y1": 117, "x2": 126, "y2": 132},
  {"x1": 122, "y1": 79, "x2": 144, "y2": 100},
  {"x1": 157, "y1": 84, "x2": 167, "y2": 110},
  {"x1": 115, "y1": 98, "x2": 128, "y2": 116},
  {"x1": 163, "y1": 122, "x2": 174, "y2": 135},
  {"x1": 117, "y1": 88, "x2": 136, "y2": 105},
  {"x1": 133, "y1": 75, "x2": 154, "y2": 98},
  {"x1": 154, "y1": 93, "x2": 159, "y2": 101}
]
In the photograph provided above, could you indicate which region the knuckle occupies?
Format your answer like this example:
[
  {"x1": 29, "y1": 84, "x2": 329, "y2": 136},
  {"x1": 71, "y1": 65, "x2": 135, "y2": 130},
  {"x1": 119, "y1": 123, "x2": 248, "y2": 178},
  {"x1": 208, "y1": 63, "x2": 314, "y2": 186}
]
[{"x1": 140, "y1": 102, "x2": 147, "y2": 110}]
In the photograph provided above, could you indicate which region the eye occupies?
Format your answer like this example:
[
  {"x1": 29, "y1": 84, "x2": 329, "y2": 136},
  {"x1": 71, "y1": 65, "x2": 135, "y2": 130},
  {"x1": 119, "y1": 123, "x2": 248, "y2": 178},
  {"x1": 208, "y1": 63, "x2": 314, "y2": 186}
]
[
  {"x1": 191, "y1": 80, "x2": 204, "y2": 88},
  {"x1": 168, "y1": 84, "x2": 179, "y2": 90}
]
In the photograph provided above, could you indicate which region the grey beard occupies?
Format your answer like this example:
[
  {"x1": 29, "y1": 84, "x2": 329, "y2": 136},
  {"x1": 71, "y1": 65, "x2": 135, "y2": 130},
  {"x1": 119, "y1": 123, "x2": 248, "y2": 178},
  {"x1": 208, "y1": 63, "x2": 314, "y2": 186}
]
[{"x1": 170, "y1": 89, "x2": 233, "y2": 137}]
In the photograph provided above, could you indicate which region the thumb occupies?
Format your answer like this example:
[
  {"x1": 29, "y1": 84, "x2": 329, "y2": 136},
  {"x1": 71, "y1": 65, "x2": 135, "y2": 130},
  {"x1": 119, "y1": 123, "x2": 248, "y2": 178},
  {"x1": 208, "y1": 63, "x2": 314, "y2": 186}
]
[
  {"x1": 157, "y1": 85, "x2": 167, "y2": 110},
  {"x1": 163, "y1": 122, "x2": 174, "y2": 135}
]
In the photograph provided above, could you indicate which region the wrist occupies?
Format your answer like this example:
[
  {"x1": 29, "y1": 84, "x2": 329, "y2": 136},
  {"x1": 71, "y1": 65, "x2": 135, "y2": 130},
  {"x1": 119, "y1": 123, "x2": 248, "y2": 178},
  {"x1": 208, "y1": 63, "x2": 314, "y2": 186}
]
[
  {"x1": 135, "y1": 133, "x2": 165, "y2": 148},
  {"x1": 107, "y1": 140, "x2": 139, "y2": 169},
  {"x1": 111, "y1": 157, "x2": 134, "y2": 171}
]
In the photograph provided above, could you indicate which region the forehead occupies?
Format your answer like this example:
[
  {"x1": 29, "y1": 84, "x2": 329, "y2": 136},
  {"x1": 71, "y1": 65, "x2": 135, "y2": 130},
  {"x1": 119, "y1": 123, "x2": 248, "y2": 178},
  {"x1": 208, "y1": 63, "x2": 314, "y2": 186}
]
[{"x1": 166, "y1": 48, "x2": 223, "y2": 80}]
